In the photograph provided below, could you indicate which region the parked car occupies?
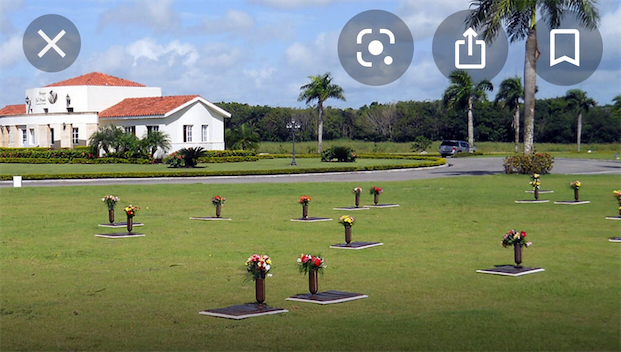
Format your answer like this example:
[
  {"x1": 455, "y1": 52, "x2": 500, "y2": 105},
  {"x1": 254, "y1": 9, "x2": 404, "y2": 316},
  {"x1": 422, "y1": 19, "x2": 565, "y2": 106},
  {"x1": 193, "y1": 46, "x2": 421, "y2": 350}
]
[{"x1": 438, "y1": 140, "x2": 475, "y2": 157}]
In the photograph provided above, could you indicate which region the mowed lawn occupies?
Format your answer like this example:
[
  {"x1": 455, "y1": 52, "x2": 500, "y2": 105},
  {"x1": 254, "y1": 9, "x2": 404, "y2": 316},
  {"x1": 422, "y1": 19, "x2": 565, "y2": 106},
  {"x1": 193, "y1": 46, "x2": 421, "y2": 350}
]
[{"x1": 0, "y1": 175, "x2": 619, "y2": 351}]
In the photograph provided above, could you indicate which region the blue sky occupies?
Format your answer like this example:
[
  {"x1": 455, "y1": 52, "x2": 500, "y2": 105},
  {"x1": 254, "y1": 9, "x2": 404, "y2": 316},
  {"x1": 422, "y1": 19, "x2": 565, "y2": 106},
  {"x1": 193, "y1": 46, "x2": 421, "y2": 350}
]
[{"x1": 1, "y1": 0, "x2": 620, "y2": 110}]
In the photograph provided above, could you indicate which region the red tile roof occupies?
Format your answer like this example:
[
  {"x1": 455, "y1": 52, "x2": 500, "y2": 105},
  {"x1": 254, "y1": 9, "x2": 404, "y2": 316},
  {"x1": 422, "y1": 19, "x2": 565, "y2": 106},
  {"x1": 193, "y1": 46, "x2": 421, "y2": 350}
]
[
  {"x1": 99, "y1": 95, "x2": 200, "y2": 118},
  {"x1": 0, "y1": 104, "x2": 26, "y2": 116},
  {"x1": 45, "y1": 72, "x2": 145, "y2": 87}
]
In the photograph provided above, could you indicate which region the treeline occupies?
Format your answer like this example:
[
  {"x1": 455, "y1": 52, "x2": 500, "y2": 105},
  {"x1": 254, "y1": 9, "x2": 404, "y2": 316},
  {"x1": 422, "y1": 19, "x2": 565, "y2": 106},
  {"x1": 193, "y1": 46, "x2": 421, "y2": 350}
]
[{"x1": 216, "y1": 97, "x2": 620, "y2": 145}]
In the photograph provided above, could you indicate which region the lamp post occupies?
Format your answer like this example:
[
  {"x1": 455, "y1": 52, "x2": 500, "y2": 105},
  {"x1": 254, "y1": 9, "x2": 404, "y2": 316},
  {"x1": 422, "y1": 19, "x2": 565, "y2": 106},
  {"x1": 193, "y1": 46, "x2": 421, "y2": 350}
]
[{"x1": 286, "y1": 118, "x2": 301, "y2": 166}]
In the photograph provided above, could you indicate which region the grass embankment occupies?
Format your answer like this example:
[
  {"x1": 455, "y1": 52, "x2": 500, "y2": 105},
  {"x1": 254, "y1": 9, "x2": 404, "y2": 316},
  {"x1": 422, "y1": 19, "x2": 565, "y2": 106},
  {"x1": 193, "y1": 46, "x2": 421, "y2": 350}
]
[{"x1": 1, "y1": 175, "x2": 619, "y2": 351}]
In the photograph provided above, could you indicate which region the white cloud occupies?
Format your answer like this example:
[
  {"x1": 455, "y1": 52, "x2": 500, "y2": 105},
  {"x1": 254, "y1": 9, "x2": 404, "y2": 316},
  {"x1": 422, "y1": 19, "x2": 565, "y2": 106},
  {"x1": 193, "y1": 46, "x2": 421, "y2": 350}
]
[
  {"x1": 397, "y1": 0, "x2": 466, "y2": 41},
  {"x1": 285, "y1": 31, "x2": 340, "y2": 71},
  {"x1": 126, "y1": 38, "x2": 199, "y2": 67},
  {"x1": 200, "y1": 43, "x2": 244, "y2": 69},
  {"x1": 0, "y1": 0, "x2": 23, "y2": 35},
  {"x1": 0, "y1": 35, "x2": 22, "y2": 67},
  {"x1": 201, "y1": 9, "x2": 256, "y2": 34},
  {"x1": 98, "y1": 0, "x2": 180, "y2": 33}
]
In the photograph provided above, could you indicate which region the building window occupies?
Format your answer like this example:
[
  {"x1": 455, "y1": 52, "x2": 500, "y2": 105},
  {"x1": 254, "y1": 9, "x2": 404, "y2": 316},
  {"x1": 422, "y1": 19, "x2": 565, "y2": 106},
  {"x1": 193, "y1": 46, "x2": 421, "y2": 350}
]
[
  {"x1": 50, "y1": 128, "x2": 54, "y2": 145},
  {"x1": 147, "y1": 125, "x2": 159, "y2": 134},
  {"x1": 202, "y1": 125, "x2": 208, "y2": 142},
  {"x1": 22, "y1": 129, "x2": 27, "y2": 146},
  {"x1": 72, "y1": 128, "x2": 79, "y2": 144},
  {"x1": 183, "y1": 125, "x2": 192, "y2": 142},
  {"x1": 67, "y1": 107, "x2": 73, "y2": 113},
  {"x1": 124, "y1": 126, "x2": 136, "y2": 135},
  {"x1": 29, "y1": 129, "x2": 35, "y2": 145}
]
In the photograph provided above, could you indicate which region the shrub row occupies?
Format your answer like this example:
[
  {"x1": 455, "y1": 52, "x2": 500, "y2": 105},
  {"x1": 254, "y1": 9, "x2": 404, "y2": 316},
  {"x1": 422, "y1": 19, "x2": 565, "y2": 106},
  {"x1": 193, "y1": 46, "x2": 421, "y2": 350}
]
[
  {"x1": 202, "y1": 150, "x2": 257, "y2": 157},
  {"x1": 198, "y1": 156, "x2": 259, "y2": 163},
  {"x1": 0, "y1": 149, "x2": 95, "y2": 160},
  {"x1": 451, "y1": 151, "x2": 485, "y2": 158},
  {"x1": 257, "y1": 153, "x2": 318, "y2": 159},
  {"x1": 503, "y1": 153, "x2": 554, "y2": 174},
  {"x1": 0, "y1": 157, "x2": 151, "y2": 164}
]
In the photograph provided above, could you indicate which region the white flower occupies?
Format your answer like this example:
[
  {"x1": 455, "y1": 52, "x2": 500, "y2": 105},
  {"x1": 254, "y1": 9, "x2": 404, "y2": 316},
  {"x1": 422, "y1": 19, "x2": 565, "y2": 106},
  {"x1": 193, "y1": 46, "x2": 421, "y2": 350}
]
[
  {"x1": 297, "y1": 258, "x2": 302, "y2": 263},
  {"x1": 265, "y1": 265, "x2": 271, "y2": 271}
]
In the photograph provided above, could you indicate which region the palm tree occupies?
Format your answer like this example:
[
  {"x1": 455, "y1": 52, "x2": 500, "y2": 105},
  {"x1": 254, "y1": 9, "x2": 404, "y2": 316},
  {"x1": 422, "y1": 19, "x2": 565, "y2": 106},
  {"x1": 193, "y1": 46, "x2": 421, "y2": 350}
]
[
  {"x1": 495, "y1": 76, "x2": 523, "y2": 153},
  {"x1": 467, "y1": 0, "x2": 599, "y2": 155},
  {"x1": 141, "y1": 130, "x2": 171, "y2": 158},
  {"x1": 298, "y1": 72, "x2": 345, "y2": 153},
  {"x1": 612, "y1": 94, "x2": 621, "y2": 115},
  {"x1": 226, "y1": 123, "x2": 260, "y2": 150},
  {"x1": 178, "y1": 147, "x2": 206, "y2": 167},
  {"x1": 442, "y1": 70, "x2": 493, "y2": 153},
  {"x1": 88, "y1": 124, "x2": 123, "y2": 155},
  {"x1": 565, "y1": 89, "x2": 596, "y2": 152}
]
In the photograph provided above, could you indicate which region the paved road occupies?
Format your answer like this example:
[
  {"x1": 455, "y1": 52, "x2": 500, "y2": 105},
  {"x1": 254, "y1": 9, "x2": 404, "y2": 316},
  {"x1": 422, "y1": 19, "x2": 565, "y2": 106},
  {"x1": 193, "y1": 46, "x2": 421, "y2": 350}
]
[{"x1": 1, "y1": 158, "x2": 619, "y2": 188}]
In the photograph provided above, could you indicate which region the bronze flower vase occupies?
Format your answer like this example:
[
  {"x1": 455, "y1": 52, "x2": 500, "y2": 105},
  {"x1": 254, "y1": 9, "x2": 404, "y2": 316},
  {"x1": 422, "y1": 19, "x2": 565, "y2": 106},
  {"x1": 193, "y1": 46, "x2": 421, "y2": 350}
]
[
  {"x1": 534, "y1": 188, "x2": 539, "y2": 201},
  {"x1": 215, "y1": 203, "x2": 221, "y2": 218},
  {"x1": 108, "y1": 209, "x2": 115, "y2": 224},
  {"x1": 355, "y1": 193, "x2": 360, "y2": 208},
  {"x1": 374, "y1": 193, "x2": 379, "y2": 205},
  {"x1": 345, "y1": 225, "x2": 352, "y2": 244},
  {"x1": 574, "y1": 189, "x2": 579, "y2": 201},
  {"x1": 255, "y1": 277, "x2": 265, "y2": 304},
  {"x1": 309, "y1": 269, "x2": 318, "y2": 295},
  {"x1": 513, "y1": 244, "x2": 523, "y2": 268},
  {"x1": 126, "y1": 216, "x2": 133, "y2": 233},
  {"x1": 302, "y1": 204, "x2": 308, "y2": 219}
]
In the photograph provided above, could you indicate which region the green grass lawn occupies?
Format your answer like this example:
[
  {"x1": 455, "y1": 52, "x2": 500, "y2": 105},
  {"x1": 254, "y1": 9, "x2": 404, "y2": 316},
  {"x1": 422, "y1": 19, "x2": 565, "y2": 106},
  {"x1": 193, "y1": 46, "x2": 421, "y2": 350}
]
[
  {"x1": 1, "y1": 175, "x2": 620, "y2": 351},
  {"x1": 0, "y1": 158, "x2": 424, "y2": 176}
]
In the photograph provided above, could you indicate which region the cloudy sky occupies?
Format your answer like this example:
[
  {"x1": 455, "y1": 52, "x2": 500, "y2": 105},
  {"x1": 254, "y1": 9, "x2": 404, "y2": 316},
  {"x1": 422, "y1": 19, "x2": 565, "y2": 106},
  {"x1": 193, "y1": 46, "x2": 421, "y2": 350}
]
[{"x1": 0, "y1": 0, "x2": 619, "y2": 110}]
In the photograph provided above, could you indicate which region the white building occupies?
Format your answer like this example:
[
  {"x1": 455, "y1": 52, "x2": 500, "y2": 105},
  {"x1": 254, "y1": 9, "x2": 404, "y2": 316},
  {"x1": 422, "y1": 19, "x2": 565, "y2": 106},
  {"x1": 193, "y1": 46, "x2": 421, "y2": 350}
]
[{"x1": 0, "y1": 72, "x2": 230, "y2": 153}]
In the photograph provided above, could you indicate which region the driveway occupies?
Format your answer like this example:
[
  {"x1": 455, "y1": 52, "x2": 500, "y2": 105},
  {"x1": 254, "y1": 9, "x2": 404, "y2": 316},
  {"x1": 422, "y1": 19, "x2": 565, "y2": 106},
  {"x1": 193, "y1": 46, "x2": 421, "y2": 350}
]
[{"x1": 1, "y1": 157, "x2": 619, "y2": 188}]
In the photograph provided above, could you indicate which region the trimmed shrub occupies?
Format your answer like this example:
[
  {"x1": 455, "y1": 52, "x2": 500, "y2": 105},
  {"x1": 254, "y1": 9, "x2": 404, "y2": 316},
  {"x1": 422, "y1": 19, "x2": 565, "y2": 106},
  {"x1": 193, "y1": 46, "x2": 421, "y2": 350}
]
[
  {"x1": 411, "y1": 136, "x2": 432, "y2": 152},
  {"x1": 321, "y1": 146, "x2": 357, "y2": 162},
  {"x1": 503, "y1": 153, "x2": 554, "y2": 174}
]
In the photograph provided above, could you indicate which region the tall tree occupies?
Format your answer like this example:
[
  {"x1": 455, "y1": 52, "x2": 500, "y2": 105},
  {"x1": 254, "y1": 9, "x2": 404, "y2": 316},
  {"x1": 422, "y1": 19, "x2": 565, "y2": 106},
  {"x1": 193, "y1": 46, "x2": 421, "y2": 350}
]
[
  {"x1": 226, "y1": 123, "x2": 260, "y2": 150},
  {"x1": 298, "y1": 72, "x2": 345, "y2": 153},
  {"x1": 442, "y1": 70, "x2": 493, "y2": 152},
  {"x1": 467, "y1": 0, "x2": 599, "y2": 155},
  {"x1": 612, "y1": 94, "x2": 621, "y2": 115},
  {"x1": 565, "y1": 89, "x2": 596, "y2": 152},
  {"x1": 495, "y1": 76, "x2": 523, "y2": 153}
]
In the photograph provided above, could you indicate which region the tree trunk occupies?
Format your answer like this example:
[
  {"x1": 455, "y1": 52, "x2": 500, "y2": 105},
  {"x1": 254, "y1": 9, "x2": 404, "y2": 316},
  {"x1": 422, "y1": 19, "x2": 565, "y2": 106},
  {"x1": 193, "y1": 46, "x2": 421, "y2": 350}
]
[
  {"x1": 577, "y1": 111, "x2": 582, "y2": 152},
  {"x1": 317, "y1": 101, "x2": 324, "y2": 154},
  {"x1": 522, "y1": 18, "x2": 538, "y2": 155},
  {"x1": 467, "y1": 96, "x2": 474, "y2": 153},
  {"x1": 513, "y1": 102, "x2": 520, "y2": 153}
]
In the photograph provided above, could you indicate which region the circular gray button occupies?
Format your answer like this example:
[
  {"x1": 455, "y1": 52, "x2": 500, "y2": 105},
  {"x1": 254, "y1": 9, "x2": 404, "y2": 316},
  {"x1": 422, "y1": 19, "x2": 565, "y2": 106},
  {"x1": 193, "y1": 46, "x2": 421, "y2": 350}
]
[
  {"x1": 531, "y1": 11, "x2": 602, "y2": 86},
  {"x1": 432, "y1": 10, "x2": 508, "y2": 82},
  {"x1": 338, "y1": 10, "x2": 413, "y2": 86},
  {"x1": 23, "y1": 14, "x2": 81, "y2": 73}
]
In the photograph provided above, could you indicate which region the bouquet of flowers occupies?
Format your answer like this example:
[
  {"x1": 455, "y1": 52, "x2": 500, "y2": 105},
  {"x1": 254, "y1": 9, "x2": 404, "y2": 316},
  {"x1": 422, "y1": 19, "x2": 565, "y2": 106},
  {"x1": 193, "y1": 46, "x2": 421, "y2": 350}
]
[
  {"x1": 352, "y1": 187, "x2": 363, "y2": 194},
  {"x1": 339, "y1": 215, "x2": 354, "y2": 227},
  {"x1": 613, "y1": 190, "x2": 620, "y2": 201},
  {"x1": 501, "y1": 229, "x2": 532, "y2": 248},
  {"x1": 370, "y1": 186, "x2": 383, "y2": 195},
  {"x1": 299, "y1": 195, "x2": 311, "y2": 205},
  {"x1": 124, "y1": 205, "x2": 139, "y2": 218},
  {"x1": 569, "y1": 181, "x2": 581, "y2": 190},
  {"x1": 102, "y1": 195, "x2": 120, "y2": 210},
  {"x1": 245, "y1": 254, "x2": 272, "y2": 280},
  {"x1": 212, "y1": 195, "x2": 225, "y2": 205},
  {"x1": 297, "y1": 254, "x2": 325, "y2": 275},
  {"x1": 530, "y1": 174, "x2": 541, "y2": 190}
]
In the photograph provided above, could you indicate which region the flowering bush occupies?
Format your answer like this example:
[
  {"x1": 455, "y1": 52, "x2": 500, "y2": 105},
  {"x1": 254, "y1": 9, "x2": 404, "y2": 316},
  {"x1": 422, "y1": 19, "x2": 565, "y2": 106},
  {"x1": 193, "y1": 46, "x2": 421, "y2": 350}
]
[
  {"x1": 245, "y1": 254, "x2": 271, "y2": 280},
  {"x1": 530, "y1": 174, "x2": 541, "y2": 190},
  {"x1": 212, "y1": 195, "x2": 225, "y2": 205},
  {"x1": 164, "y1": 152, "x2": 184, "y2": 168},
  {"x1": 101, "y1": 195, "x2": 120, "y2": 210},
  {"x1": 299, "y1": 195, "x2": 311, "y2": 205},
  {"x1": 297, "y1": 254, "x2": 325, "y2": 275},
  {"x1": 339, "y1": 215, "x2": 354, "y2": 227},
  {"x1": 124, "y1": 205, "x2": 140, "y2": 218},
  {"x1": 502, "y1": 229, "x2": 532, "y2": 248},
  {"x1": 570, "y1": 181, "x2": 581, "y2": 190},
  {"x1": 370, "y1": 186, "x2": 383, "y2": 195},
  {"x1": 352, "y1": 186, "x2": 363, "y2": 194}
]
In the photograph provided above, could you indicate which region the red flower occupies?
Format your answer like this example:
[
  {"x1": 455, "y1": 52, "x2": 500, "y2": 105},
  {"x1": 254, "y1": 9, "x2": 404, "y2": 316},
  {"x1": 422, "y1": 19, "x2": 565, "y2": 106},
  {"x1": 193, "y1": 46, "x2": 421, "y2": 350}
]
[
  {"x1": 312, "y1": 257, "x2": 322, "y2": 267},
  {"x1": 521, "y1": 231, "x2": 526, "y2": 237}
]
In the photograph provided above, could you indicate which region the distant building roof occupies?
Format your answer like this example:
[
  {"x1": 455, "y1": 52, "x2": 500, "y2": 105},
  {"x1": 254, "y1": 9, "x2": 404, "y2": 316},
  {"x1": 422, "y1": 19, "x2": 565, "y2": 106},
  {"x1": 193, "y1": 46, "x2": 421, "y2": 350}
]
[
  {"x1": 0, "y1": 104, "x2": 26, "y2": 117},
  {"x1": 99, "y1": 95, "x2": 201, "y2": 118},
  {"x1": 45, "y1": 72, "x2": 145, "y2": 87}
]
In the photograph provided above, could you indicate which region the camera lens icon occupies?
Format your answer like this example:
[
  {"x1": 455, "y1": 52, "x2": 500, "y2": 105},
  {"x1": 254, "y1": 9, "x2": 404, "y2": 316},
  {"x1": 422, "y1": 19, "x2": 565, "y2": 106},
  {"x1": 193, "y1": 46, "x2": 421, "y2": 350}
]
[
  {"x1": 368, "y1": 40, "x2": 393, "y2": 64},
  {"x1": 356, "y1": 29, "x2": 395, "y2": 67}
]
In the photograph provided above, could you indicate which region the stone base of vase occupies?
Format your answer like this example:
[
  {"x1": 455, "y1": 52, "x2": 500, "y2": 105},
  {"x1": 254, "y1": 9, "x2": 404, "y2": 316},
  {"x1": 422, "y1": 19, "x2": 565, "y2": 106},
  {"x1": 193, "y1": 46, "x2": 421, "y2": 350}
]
[
  {"x1": 95, "y1": 233, "x2": 145, "y2": 238},
  {"x1": 609, "y1": 237, "x2": 621, "y2": 242},
  {"x1": 554, "y1": 200, "x2": 591, "y2": 205},
  {"x1": 189, "y1": 217, "x2": 232, "y2": 221},
  {"x1": 363, "y1": 204, "x2": 400, "y2": 208},
  {"x1": 330, "y1": 241, "x2": 383, "y2": 250},
  {"x1": 290, "y1": 217, "x2": 333, "y2": 222},
  {"x1": 199, "y1": 303, "x2": 288, "y2": 320},
  {"x1": 286, "y1": 290, "x2": 368, "y2": 305},
  {"x1": 476, "y1": 265, "x2": 545, "y2": 277},
  {"x1": 514, "y1": 200, "x2": 550, "y2": 204},
  {"x1": 605, "y1": 216, "x2": 621, "y2": 220},
  {"x1": 98, "y1": 222, "x2": 144, "y2": 228},
  {"x1": 332, "y1": 206, "x2": 369, "y2": 211}
]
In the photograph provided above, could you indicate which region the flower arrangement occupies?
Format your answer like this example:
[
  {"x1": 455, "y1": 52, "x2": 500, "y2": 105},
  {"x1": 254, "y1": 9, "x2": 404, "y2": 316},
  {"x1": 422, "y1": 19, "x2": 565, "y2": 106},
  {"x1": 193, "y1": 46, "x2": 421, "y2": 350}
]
[
  {"x1": 339, "y1": 215, "x2": 354, "y2": 227},
  {"x1": 370, "y1": 186, "x2": 383, "y2": 195},
  {"x1": 297, "y1": 254, "x2": 325, "y2": 274},
  {"x1": 245, "y1": 254, "x2": 271, "y2": 280},
  {"x1": 124, "y1": 205, "x2": 139, "y2": 218},
  {"x1": 501, "y1": 229, "x2": 532, "y2": 248},
  {"x1": 212, "y1": 195, "x2": 225, "y2": 205},
  {"x1": 613, "y1": 190, "x2": 620, "y2": 201},
  {"x1": 569, "y1": 181, "x2": 581, "y2": 190},
  {"x1": 102, "y1": 195, "x2": 120, "y2": 210},
  {"x1": 530, "y1": 174, "x2": 541, "y2": 190},
  {"x1": 352, "y1": 186, "x2": 363, "y2": 194},
  {"x1": 299, "y1": 195, "x2": 311, "y2": 205}
]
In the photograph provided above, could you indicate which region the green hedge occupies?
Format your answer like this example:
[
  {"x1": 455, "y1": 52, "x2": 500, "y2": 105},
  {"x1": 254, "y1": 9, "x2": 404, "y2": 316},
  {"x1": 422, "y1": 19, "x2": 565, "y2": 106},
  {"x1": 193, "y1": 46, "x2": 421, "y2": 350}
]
[
  {"x1": 503, "y1": 153, "x2": 554, "y2": 174},
  {"x1": 257, "y1": 153, "x2": 318, "y2": 159},
  {"x1": 0, "y1": 149, "x2": 95, "y2": 159},
  {"x1": 198, "y1": 156, "x2": 259, "y2": 163},
  {"x1": 0, "y1": 157, "x2": 151, "y2": 164}
]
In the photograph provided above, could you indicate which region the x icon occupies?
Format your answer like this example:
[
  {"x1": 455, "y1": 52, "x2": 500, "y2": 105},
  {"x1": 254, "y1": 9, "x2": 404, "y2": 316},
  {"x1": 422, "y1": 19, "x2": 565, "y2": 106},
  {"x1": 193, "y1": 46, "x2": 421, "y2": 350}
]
[{"x1": 37, "y1": 29, "x2": 66, "y2": 58}]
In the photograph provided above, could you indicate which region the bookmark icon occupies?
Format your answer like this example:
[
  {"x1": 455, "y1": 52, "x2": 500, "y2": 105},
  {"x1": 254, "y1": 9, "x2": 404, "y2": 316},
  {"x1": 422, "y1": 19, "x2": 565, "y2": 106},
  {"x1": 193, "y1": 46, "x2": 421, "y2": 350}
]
[{"x1": 550, "y1": 29, "x2": 580, "y2": 67}]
